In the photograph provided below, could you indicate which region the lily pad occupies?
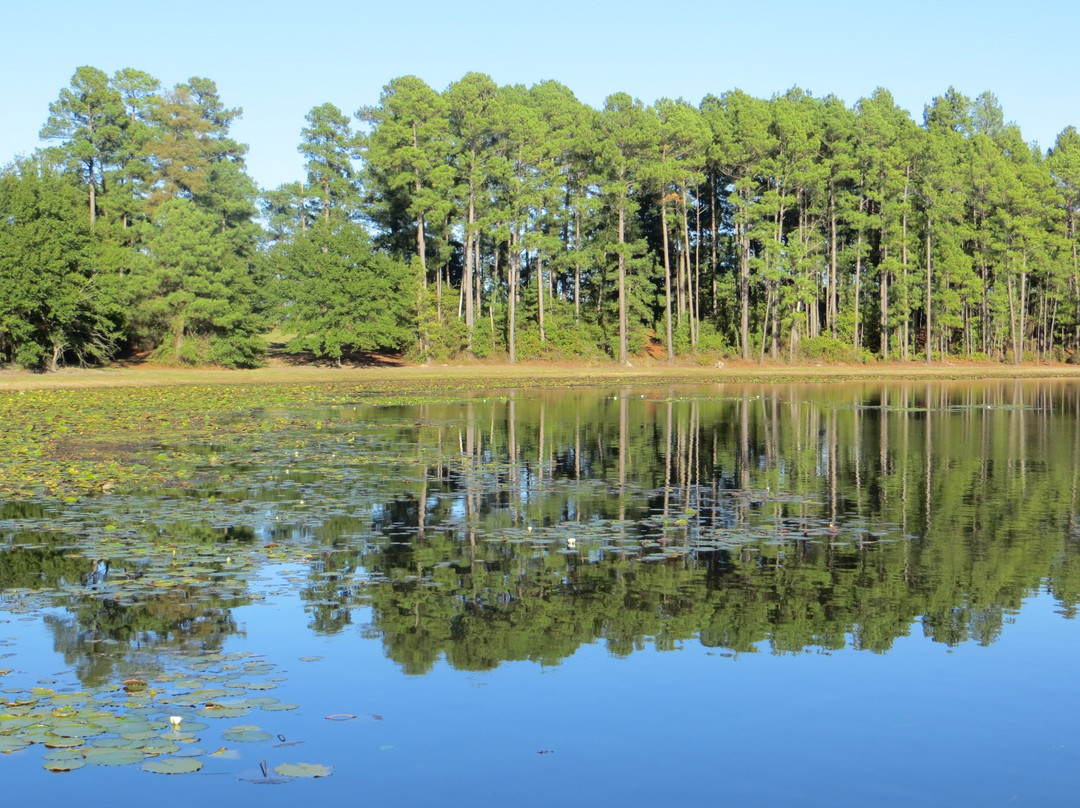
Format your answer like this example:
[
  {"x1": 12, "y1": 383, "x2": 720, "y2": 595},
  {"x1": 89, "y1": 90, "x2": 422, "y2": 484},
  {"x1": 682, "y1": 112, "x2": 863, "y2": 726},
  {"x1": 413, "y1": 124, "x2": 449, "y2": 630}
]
[
  {"x1": 43, "y1": 748, "x2": 85, "y2": 761},
  {"x1": 231, "y1": 681, "x2": 277, "y2": 691},
  {"x1": 141, "y1": 757, "x2": 203, "y2": 774},
  {"x1": 121, "y1": 730, "x2": 159, "y2": 741},
  {"x1": 242, "y1": 696, "x2": 280, "y2": 707},
  {"x1": 223, "y1": 726, "x2": 273, "y2": 743},
  {"x1": 0, "y1": 736, "x2": 29, "y2": 753},
  {"x1": 44, "y1": 736, "x2": 86, "y2": 749},
  {"x1": 44, "y1": 758, "x2": 86, "y2": 772},
  {"x1": 21, "y1": 727, "x2": 55, "y2": 744},
  {"x1": 197, "y1": 704, "x2": 251, "y2": 718},
  {"x1": 139, "y1": 738, "x2": 180, "y2": 756},
  {"x1": 82, "y1": 746, "x2": 145, "y2": 766},
  {"x1": 274, "y1": 762, "x2": 333, "y2": 778},
  {"x1": 90, "y1": 737, "x2": 139, "y2": 749},
  {"x1": 0, "y1": 715, "x2": 35, "y2": 732},
  {"x1": 49, "y1": 722, "x2": 102, "y2": 738},
  {"x1": 173, "y1": 688, "x2": 230, "y2": 703}
]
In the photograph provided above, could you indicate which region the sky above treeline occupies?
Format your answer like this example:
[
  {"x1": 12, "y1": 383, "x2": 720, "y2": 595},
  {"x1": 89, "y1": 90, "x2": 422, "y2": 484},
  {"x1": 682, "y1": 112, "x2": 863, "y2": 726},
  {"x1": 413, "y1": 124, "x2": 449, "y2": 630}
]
[{"x1": 5, "y1": 0, "x2": 1077, "y2": 192}]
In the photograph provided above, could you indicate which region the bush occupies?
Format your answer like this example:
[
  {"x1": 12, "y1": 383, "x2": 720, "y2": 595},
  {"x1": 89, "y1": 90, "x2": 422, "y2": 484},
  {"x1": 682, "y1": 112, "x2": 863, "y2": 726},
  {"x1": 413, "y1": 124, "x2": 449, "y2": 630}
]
[
  {"x1": 606, "y1": 323, "x2": 649, "y2": 362},
  {"x1": 470, "y1": 316, "x2": 493, "y2": 359},
  {"x1": 688, "y1": 321, "x2": 733, "y2": 362},
  {"x1": 797, "y1": 336, "x2": 867, "y2": 364},
  {"x1": 150, "y1": 332, "x2": 265, "y2": 369},
  {"x1": 514, "y1": 327, "x2": 543, "y2": 360},
  {"x1": 1003, "y1": 348, "x2": 1038, "y2": 364},
  {"x1": 546, "y1": 311, "x2": 608, "y2": 360},
  {"x1": 424, "y1": 317, "x2": 468, "y2": 362}
]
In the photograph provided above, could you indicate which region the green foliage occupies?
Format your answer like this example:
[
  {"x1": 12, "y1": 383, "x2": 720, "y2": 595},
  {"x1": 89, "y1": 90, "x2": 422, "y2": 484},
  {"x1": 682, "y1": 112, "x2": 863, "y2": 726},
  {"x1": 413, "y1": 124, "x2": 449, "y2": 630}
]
[
  {"x1": 544, "y1": 304, "x2": 609, "y2": 359},
  {"x1": 39, "y1": 66, "x2": 126, "y2": 226},
  {"x1": 142, "y1": 198, "x2": 263, "y2": 367},
  {"x1": 300, "y1": 103, "x2": 359, "y2": 222},
  {"x1": 0, "y1": 160, "x2": 126, "y2": 369},
  {"x1": 680, "y1": 320, "x2": 732, "y2": 362},
  {"x1": 358, "y1": 76, "x2": 454, "y2": 267},
  {"x1": 273, "y1": 221, "x2": 415, "y2": 361},
  {"x1": 13, "y1": 67, "x2": 1080, "y2": 366},
  {"x1": 798, "y1": 336, "x2": 870, "y2": 364},
  {"x1": 671, "y1": 317, "x2": 692, "y2": 355},
  {"x1": 419, "y1": 305, "x2": 468, "y2": 362}
]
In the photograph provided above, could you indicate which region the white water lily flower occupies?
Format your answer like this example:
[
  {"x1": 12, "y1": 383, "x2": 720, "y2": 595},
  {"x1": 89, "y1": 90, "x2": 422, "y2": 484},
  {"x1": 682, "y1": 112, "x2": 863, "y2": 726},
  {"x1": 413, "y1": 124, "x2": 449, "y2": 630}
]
[{"x1": 169, "y1": 716, "x2": 183, "y2": 729}]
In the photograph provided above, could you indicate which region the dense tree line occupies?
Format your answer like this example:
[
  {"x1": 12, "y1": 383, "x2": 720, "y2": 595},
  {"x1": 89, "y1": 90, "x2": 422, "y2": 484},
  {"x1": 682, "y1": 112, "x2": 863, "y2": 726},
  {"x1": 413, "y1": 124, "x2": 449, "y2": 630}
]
[{"x1": 4, "y1": 67, "x2": 1080, "y2": 369}]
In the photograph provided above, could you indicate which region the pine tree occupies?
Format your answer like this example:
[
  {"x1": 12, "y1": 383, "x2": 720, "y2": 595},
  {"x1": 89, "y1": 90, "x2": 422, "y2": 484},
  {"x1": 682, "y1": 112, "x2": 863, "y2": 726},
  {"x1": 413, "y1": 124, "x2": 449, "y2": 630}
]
[
  {"x1": 598, "y1": 93, "x2": 657, "y2": 364},
  {"x1": 300, "y1": 103, "x2": 358, "y2": 222},
  {"x1": 39, "y1": 67, "x2": 126, "y2": 227}
]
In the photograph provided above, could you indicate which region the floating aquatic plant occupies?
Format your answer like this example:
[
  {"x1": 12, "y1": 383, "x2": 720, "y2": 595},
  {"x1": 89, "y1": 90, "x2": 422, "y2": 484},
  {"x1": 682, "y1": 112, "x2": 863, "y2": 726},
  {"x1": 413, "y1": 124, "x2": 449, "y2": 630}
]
[{"x1": 274, "y1": 762, "x2": 333, "y2": 778}]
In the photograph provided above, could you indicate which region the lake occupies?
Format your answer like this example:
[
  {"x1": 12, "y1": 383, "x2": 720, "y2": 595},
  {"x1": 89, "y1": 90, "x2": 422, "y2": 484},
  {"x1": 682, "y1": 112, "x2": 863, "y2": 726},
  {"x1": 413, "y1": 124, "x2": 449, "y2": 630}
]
[{"x1": 1, "y1": 379, "x2": 1078, "y2": 805}]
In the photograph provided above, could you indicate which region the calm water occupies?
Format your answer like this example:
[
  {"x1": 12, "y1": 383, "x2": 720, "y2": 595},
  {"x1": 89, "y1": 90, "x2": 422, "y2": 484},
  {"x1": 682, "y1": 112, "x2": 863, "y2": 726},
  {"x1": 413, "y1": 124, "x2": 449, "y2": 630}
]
[{"x1": 2, "y1": 380, "x2": 1080, "y2": 805}]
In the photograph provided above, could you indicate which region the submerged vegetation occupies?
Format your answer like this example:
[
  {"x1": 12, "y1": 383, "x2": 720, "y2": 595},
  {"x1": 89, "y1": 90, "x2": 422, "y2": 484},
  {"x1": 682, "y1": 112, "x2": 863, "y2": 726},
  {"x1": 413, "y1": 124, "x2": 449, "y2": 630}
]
[{"x1": 3, "y1": 69, "x2": 1080, "y2": 369}]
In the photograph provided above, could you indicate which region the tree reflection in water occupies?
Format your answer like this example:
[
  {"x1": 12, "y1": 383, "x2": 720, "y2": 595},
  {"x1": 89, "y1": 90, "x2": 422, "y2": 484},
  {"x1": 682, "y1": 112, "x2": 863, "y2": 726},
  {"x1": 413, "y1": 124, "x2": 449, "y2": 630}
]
[
  {"x1": 294, "y1": 381, "x2": 1080, "y2": 671},
  {"x1": 2, "y1": 380, "x2": 1080, "y2": 684}
]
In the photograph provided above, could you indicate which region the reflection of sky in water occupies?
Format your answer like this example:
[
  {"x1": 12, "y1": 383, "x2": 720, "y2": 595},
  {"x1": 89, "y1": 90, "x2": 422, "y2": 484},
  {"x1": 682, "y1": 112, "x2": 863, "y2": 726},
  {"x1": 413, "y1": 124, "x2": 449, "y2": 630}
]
[
  {"x1": 238, "y1": 585, "x2": 1080, "y2": 806},
  {"x1": 4, "y1": 579, "x2": 1075, "y2": 806}
]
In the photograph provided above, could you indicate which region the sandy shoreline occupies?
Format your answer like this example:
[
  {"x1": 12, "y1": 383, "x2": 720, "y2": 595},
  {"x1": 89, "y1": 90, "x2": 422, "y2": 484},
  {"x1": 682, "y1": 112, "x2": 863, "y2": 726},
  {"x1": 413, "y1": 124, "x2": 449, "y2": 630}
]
[{"x1": 2, "y1": 358, "x2": 1080, "y2": 391}]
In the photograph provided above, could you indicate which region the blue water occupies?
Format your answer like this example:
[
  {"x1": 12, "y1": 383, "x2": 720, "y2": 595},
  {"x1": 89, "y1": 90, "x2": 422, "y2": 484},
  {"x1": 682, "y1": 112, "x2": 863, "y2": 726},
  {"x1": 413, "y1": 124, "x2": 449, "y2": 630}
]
[{"x1": 5, "y1": 568, "x2": 1076, "y2": 807}]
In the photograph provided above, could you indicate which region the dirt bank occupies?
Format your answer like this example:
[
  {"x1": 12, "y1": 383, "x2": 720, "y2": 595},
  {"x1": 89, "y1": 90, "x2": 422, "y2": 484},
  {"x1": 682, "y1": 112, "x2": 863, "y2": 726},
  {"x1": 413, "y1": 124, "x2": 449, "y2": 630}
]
[{"x1": 2, "y1": 358, "x2": 1080, "y2": 392}]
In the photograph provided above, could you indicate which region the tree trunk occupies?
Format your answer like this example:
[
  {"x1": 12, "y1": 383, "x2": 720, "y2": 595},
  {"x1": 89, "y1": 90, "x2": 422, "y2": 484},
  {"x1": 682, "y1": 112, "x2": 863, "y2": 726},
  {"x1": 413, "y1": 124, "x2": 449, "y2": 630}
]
[
  {"x1": 710, "y1": 172, "x2": 718, "y2": 317},
  {"x1": 829, "y1": 179, "x2": 837, "y2": 338},
  {"x1": 415, "y1": 185, "x2": 426, "y2": 278},
  {"x1": 693, "y1": 184, "x2": 702, "y2": 343},
  {"x1": 739, "y1": 189, "x2": 750, "y2": 361},
  {"x1": 474, "y1": 235, "x2": 482, "y2": 327},
  {"x1": 854, "y1": 227, "x2": 863, "y2": 351},
  {"x1": 508, "y1": 228, "x2": 517, "y2": 364},
  {"x1": 901, "y1": 169, "x2": 910, "y2": 360},
  {"x1": 880, "y1": 245, "x2": 889, "y2": 360},
  {"x1": 1007, "y1": 268, "x2": 1019, "y2": 363},
  {"x1": 759, "y1": 282, "x2": 773, "y2": 364},
  {"x1": 1019, "y1": 255, "x2": 1029, "y2": 364},
  {"x1": 682, "y1": 187, "x2": 697, "y2": 347},
  {"x1": 661, "y1": 198, "x2": 674, "y2": 362},
  {"x1": 618, "y1": 204, "x2": 628, "y2": 365},
  {"x1": 574, "y1": 211, "x2": 581, "y2": 322},
  {"x1": 464, "y1": 187, "x2": 475, "y2": 351},
  {"x1": 537, "y1": 253, "x2": 546, "y2": 344},
  {"x1": 88, "y1": 156, "x2": 96, "y2": 228},
  {"x1": 925, "y1": 222, "x2": 932, "y2": 364}
]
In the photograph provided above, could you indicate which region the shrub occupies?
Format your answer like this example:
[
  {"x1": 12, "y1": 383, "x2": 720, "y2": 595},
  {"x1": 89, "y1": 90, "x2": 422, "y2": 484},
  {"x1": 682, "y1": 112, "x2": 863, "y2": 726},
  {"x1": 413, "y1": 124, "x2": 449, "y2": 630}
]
[
  {"x1": 690, "y1": 322, "x2": 733, "y2": 361},
  {"x1": 798, "y1": 336, "x2": 866, "y2": 364}
]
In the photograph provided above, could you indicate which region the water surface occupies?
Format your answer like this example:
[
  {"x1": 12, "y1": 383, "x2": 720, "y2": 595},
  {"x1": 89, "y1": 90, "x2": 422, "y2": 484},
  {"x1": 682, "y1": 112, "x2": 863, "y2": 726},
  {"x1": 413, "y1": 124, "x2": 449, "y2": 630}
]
[{"x1": 2, "y1": 380, "x2": 1078, "y2": 805}]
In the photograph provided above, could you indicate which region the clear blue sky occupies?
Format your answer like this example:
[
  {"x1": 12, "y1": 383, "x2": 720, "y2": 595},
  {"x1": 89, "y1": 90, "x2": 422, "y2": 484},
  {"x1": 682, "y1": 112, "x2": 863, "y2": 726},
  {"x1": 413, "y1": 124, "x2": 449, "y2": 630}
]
[{"x1": 4, "y1": 0, "x2": 1076, "y2": 191}]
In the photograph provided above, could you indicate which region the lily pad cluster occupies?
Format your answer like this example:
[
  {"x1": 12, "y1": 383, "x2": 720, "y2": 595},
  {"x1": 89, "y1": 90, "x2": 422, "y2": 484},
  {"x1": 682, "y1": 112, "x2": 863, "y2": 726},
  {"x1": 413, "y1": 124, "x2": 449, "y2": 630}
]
[{"x1": 0, "y1": 651, "x2": 322, "y2": 776}]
